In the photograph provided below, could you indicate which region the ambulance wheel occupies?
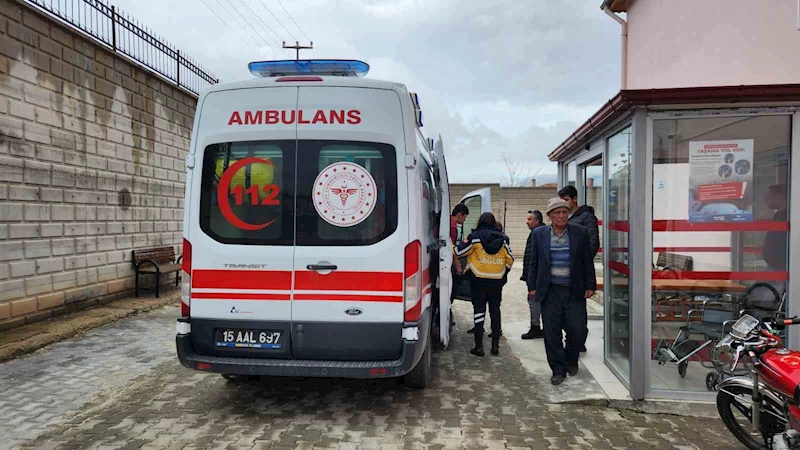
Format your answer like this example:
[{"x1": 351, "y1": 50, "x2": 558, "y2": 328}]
[{"x1": 406, "y1": 337, "x2": 431, "y2": 389}]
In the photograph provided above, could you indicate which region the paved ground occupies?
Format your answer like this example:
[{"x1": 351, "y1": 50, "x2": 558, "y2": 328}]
[
  {"x1": 0, "y1": 276, "x2": 743, "y2": 450},
  {"x1": 0, "y1": 307, "x2": 178, "y2": 450}
]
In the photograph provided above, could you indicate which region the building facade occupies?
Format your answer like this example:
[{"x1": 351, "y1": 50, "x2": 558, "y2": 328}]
[{"x1": 551, "y1": 0, "x2": 800, "y2": 400}]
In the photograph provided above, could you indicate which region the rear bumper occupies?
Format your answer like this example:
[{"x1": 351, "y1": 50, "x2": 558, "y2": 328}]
[{"x1": 175, "y1": 311, "x2": 431, "y2": 379}]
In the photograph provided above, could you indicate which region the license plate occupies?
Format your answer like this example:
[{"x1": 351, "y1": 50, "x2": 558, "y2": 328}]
[{"x1": 215, "y1": 329, "x2": 283, "y2": 349}]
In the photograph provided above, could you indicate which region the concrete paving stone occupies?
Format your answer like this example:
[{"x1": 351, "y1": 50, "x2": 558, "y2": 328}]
[{"x1": 2, "y1": 283, "x2": 744, "y2": 450}]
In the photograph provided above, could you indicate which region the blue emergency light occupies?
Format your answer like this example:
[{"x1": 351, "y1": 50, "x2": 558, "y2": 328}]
[
  {"x1": 248, "y1": 60, "x2": 370, "y2": 78},
  {"x1": 409, "y1": 92, "x2": 421, "y2": 110}
]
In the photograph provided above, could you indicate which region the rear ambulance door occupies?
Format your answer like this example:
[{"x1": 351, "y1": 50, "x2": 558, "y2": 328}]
[
  {"x1": 434, "y1": 136, "x2": 452, "y2": 347},
  {"x1": 460, "y1": 187, "x2": 492, "y2": 231},
  {"x1": 188, "y1": 86, "x2": 297, "y2": 358},
  {"x1": 452, "y1": 187, "x2": 492, "y2": 301},
  {"x1": 292, "y1": 85, "x2": 407, "y2": 361}
]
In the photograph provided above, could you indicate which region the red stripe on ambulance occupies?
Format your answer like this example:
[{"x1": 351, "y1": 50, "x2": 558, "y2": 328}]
[
  {"x1": 192, "y1": 270, "x2": 292, "y2": 290},
  {"x1": 293, "y1": 294, "x2": 403, "y2": 303},
  {"x1": 192, "y1": 269, "x2": 402, "y2": 293},
  {"x1": 294, "y1": 271, "x2": 403, "y2": 292},
  {"x1": 191, "y1": 292, "x2": 290, "y2": 301}
]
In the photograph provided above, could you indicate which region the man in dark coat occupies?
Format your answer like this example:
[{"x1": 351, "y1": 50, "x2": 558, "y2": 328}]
[
  {"x1": 521, "y1": 210, "x2": 545, "y2": 339},
  {"x1": 528, "y1": 198, "x2": 596, "y2": 385},
  {"x1": 558, "y1": 185, "x2": 600, "y2": 256},
  {"x1": 558, "y1": 185, "x2": 599, "y2": 352}
]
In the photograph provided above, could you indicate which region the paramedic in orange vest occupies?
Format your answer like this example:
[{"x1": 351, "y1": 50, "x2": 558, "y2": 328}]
[{"x1": 454, "y1": 212, "x2": 514, "y2": 357}]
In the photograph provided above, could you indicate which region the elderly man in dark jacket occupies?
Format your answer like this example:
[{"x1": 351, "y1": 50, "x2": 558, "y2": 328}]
[
  {"x1": 558, "y1": 185, "x2": 599, "y2": 353},
  {"x1": 528, "y1": 198, "x2": 596, "y2": 385},
  {"x1": 521, "y1": 210, "x2": 545, "y2": 339}
]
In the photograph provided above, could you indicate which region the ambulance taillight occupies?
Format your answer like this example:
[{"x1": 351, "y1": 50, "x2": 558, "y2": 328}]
[
  {"x1": 181, "y1": 238, "x2": 192, "y2": 317},
  {"x1": 403, "y1": 240, "x2": 422, "y2": 322}
]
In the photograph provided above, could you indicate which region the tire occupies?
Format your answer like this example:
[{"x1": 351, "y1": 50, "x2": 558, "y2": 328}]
[
  {"x1": 706, "y1": 372, "x2": 720, "y2": 392},
  {"x1": 406, "y1": 336, "x2": 432, "y2": 389},
  {"x1": 678, "y1": 360, "x2": 688, "y2": 378},
  {"x1": 717, "y1": 384, "x2": 782, "y2": 450}
]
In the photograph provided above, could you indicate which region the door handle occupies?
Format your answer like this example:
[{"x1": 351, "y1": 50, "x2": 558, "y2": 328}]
[{"x1": 307, "y1": 264, "x2": 338, "y2": 271}]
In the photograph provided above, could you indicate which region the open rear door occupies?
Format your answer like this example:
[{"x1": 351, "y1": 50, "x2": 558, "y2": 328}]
[
  {"x1": 434, "y1": 136, "x2": 452, "y2": 348},
  {"x1": 452, "y1": 187, "x2": 492, "y2": 301}
]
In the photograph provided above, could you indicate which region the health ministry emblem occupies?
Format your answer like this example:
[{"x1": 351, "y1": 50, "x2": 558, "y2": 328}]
[{"x1": 313, "y1": 162, "x2": 377, "y2": 227}]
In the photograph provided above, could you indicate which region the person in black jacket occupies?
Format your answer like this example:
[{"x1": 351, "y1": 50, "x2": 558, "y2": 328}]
[
  {"x1": 558, "y1": 185, "x2": 599, "y2": 353},
  {"x1": 455, "y1": 213, "x2": 514, "y2": 357},
  {"x1": 558, "y1": 186, "x2": 600, "y2": 256},
  {"x1": 521, "y1": 210, "x2": 545, "y2": 339}
]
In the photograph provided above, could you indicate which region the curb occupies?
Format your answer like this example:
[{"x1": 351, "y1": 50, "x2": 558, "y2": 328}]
[{"x1": 0, "y1": 291, "x2": 180, "y2": 363}]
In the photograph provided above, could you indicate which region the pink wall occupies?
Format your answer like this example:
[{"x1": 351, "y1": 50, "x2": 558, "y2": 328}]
[{"x1": 626, "y1": 0, "x2": 800, "y2": 90}]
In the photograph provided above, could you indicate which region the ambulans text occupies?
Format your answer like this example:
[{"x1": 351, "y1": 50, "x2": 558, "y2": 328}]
[{"x1": 228, "y1": 110, "x2": 362, "y2": 126}]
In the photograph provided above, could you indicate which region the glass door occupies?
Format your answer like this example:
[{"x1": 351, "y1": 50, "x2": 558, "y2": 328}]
[
  {"x1": 605, "y1": 126, "x2": 633, "y2": 382},
  {"x1": 584, "y1": 158, "x2": 604, "y2": 278},
  {"x1": 576, "y1": 156, "x2": 605, "y2": 360}
]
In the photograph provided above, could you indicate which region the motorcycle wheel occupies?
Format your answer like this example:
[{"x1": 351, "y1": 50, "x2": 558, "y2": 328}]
[{"x1": 717, "y1": 384, "x2": 782, "y2": 450}]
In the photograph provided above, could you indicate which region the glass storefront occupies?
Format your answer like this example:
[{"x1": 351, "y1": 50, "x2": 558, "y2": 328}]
[
  {"x1": 557, "y1": 108, "x2": 796, "y2": 400},
  {"x1": 606, "y1": 126, "x2": 633, "y2": 379},
  {"x1": 649, "y1": 115, "x2": 791, "y2": 393}
]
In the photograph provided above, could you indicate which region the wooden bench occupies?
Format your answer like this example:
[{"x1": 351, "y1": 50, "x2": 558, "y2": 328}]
[
  {"x1": 133, "y1": 246, "x2": 182, "y2": 298},
  {"x1": 654, "y1": 252, "x2": 693, "y2": 276}
]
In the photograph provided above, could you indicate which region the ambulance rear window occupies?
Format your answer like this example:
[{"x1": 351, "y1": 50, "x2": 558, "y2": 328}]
[
  {"x1": 198, "y1": 139, "x2": 397, "y2": 246},
  {"x1": 199, "y1": 140, "x2": 294, "y2": 245},
  {"x1": 295, "y1": 141, "x2": 397, "y2": 246}
]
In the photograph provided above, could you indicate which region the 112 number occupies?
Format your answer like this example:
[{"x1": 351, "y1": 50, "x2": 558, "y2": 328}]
[{"x1": 230, "y1": 184, "x2": 280, "y2": 206}]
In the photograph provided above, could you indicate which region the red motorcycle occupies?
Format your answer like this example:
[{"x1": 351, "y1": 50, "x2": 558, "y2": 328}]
[{"x1": 716, "y1": 314, "x2": 800, "y2": 450}]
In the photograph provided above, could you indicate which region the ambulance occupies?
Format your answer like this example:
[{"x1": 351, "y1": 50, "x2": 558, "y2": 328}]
[{"x1": 175, "y1": 60, "x2": 486, "y2": 388}]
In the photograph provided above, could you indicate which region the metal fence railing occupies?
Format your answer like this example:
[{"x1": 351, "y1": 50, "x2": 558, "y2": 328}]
[{"x1": 24, "y1": 0, "x2": 219, "y2": 95}]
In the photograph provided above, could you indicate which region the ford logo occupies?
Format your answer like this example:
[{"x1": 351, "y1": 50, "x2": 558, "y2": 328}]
[{"x1": 345, "y1": 308, "x2": 362, "y2": 316}]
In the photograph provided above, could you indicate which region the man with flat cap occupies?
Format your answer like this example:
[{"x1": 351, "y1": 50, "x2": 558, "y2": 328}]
[{"x1": 526, "y1": 197, "x2": 596, "y2": 385}]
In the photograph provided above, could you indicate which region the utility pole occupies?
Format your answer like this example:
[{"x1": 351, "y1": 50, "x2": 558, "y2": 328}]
[{"x1": 282, "y1": 41, "x2": 313, "y2": 60}]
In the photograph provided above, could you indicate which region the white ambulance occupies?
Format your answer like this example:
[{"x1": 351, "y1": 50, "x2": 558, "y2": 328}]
[{"x1": 175, "y1": 60, "x2": 478, "y2": 388}]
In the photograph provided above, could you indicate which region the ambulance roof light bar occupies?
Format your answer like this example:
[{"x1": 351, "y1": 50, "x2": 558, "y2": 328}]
[{"x1": 248, "y1": 60, "x2": 370, "y2": 78}]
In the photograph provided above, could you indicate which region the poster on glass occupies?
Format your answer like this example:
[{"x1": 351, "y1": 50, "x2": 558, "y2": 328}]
[{"x1": 688, "y1": 139, "x2": 753, "y2": 223}]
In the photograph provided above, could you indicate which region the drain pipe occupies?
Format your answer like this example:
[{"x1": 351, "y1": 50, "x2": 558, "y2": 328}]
[{"x1": 603, "y1": 6, "x2": 628, "y2": 90}]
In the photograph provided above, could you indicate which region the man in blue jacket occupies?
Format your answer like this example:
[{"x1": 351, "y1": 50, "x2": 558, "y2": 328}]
[{"x1": 527, "y1": 198, "x2": 596, "y2": 385}]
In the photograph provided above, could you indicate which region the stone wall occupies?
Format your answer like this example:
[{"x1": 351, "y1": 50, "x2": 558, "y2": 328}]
[{"x1": 0, "y1": 0, "x2": 195, "y2": 330}]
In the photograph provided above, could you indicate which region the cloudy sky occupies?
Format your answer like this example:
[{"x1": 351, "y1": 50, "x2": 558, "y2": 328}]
[{"x1": 111, "y1": 0, "x2": 623, "y2": 185}]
